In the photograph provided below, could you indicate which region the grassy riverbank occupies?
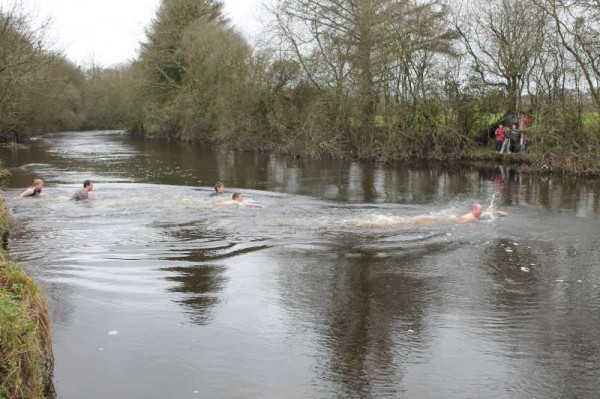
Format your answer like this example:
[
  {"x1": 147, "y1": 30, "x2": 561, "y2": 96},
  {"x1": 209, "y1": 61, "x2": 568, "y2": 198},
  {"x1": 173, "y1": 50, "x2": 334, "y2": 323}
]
[
  {"x1": 133, "y1": 128, "x2": 600, "y2": 177},
  {"x1": 0, "y1": 177, "x2": 54, "y2": 398},
  {"x1": 464, "y1": 143, "x2": 600, "y2": 177}
]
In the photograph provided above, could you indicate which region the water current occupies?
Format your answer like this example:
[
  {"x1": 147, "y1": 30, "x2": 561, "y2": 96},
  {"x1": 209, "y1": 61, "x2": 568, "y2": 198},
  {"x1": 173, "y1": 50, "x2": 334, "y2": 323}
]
[{"x1": 2, "y1": 131, "x2": 600, "y2": 398}]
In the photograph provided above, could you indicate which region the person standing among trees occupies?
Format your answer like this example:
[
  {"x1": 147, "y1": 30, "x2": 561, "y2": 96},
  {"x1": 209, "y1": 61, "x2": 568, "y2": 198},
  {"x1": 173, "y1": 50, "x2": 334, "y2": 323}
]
[
  {"x1": 520, "y1": 133, "x2": 528, "y2": 153},
  {"x1": 495, "y1": 124, "x2": 505, "y2": 153},
  {"x1": 509, "y1": 124, "x2": 519, "y2": 153},
  {"x1": 499, "y1": 125, "x2": 511, "y2": 154}
]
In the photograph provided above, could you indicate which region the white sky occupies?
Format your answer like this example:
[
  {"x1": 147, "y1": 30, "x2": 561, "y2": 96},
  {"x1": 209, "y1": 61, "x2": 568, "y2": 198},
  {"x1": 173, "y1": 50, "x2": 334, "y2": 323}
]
[{"x1": 0, "y1": 0, "x2": 265, "y2": 66}]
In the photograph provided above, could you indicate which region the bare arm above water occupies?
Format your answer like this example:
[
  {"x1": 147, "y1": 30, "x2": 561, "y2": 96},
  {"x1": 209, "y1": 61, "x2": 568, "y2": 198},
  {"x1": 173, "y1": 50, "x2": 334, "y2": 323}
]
[
  {"x1": 484, "y1": 210, "x2": 508, "y2": 217},
  {"x1": 20, "y1": 188, "x2": 34, "y2": 197}
]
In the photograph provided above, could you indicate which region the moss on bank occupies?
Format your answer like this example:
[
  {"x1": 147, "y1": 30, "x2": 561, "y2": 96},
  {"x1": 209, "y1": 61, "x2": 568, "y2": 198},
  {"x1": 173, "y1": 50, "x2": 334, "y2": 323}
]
[{"x1": 0, "y1": 185, "x2": 54, "y2": 398}]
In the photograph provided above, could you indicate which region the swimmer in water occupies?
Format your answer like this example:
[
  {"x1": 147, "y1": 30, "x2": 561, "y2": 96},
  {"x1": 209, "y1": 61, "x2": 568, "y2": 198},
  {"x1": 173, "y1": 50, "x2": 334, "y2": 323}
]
[
  {"x1": 231, "y1": 192, "x2": 263, "y2": 208},
  {"x1": 20, "y1": 179, "x2": 44, "y2": 198},
  {"x1": 71, "y1": 180, "x2": 94, "y2": 201},
  {"x1": 455, "y1": 203, "x2": 508, "y2": 223},
  {"x1": 210, "y1": 181, "x2": 226, "y2": 197}
]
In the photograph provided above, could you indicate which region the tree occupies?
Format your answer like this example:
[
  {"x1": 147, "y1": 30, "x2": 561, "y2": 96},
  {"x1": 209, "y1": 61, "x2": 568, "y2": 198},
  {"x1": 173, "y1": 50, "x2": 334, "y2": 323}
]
[
  {"x1": 273, "y1": 0, "x2": 458, "y2": 128},
  {"x1": 0, "y1": 2, "x2": 48, "y2": 137},
  {"x1": 532, "y1": 0, "x2": 600, "y2": 108},
  {"x1": 138, "y1": 0, "x2": 225, "y2": 99},
  {"x1": 454, "y1": 0, "x2": 547, "y2": 114},
  {"x1": 133, "y1": 0, "x2": 257, "y2": 143}
]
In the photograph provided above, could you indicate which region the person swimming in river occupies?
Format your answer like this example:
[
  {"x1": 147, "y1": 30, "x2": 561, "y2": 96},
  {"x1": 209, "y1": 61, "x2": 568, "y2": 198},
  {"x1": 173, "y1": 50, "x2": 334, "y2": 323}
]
[
  {"x1": 210, "y1": 181, "x2": 225, "y2": 197},
  {"x1": 20, "y1": 179, "x2": 44, "y2": 198},
  {"x1": 455, "y1": 203, "x2": 508, "y2": 223},
  {"x1": 230, "y1": 192, "x2": 263, "y2": 208},
  {"x1": 71, "y1": 180, "x2": 94, "y2": 201}
]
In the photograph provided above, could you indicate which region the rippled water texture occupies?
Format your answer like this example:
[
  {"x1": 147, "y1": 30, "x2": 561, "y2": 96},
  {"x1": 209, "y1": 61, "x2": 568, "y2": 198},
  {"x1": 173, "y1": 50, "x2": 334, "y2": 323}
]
[{"x1": 2, "y1": 131, "x2": 600, "y2": 398}]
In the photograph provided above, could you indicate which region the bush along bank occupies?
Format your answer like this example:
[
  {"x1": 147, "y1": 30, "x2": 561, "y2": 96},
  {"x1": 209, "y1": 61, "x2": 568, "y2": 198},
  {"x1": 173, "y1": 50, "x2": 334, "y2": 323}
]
[{"x1": 0, "y1": 185, "x2": 54, "y2": 398}]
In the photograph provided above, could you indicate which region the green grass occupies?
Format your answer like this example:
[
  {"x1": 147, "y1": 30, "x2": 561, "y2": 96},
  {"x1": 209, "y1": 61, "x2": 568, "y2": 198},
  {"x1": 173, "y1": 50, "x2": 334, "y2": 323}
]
[
  {"x1": 374, "y1": 115, "x2": 385, "y2": 127},
  {"x1": 581, "y1": 111, "x2": 600, "y2": 130},
  {"x1": 0, "y1": 193, "x2": 53, "y2": 399}
]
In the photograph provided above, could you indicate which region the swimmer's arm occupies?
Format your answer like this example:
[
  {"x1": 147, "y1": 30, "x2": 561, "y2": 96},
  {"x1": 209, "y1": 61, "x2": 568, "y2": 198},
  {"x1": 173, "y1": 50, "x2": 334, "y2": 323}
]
[
  {"x1": 241, "y1": 198, "x2": 263, "y2": 208},
  {"x1": 492, "y1": 210, "x2": 508, "y2": 217},
  {"x1": 243, "y1": 201, "x2": 263, "y2": 208},
  {"x1": 19, "y1": 188, "x2": 33, "y2": 197},
  {"x1": 481, "y1": 210, "x2": 508, "y2": 218}
]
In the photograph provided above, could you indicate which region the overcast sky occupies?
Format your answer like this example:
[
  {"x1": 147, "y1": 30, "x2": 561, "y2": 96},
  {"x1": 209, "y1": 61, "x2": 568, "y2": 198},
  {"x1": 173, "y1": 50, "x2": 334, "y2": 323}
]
[{"x1": 0, "y1": 0, "x2": 265, "y2": 66}]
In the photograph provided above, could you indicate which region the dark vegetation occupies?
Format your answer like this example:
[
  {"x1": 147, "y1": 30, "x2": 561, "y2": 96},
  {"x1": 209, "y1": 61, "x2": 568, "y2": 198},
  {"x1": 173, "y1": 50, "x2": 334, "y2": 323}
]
[{"x1": 1, "y1": 0, "x2": 600, "y2": 175}]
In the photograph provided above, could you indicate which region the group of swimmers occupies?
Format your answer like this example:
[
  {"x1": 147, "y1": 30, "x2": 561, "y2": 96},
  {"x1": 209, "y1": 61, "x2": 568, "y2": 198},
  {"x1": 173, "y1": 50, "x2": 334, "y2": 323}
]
[
  {"x1": 208, "y1": 182, "x2": 507, "y2": 220},
  {"x1": 210, "y1": 182, "x2": 263, "y2": 208},
  {"x1": 19, "y1": 179, "x2": 507, "y2": 221},
  {"x1": 20, "y1": 179, "x2": 94, "y2": 201},
  {"x1": 18, "y1": 179, "x2": 262, "y2": 208}
]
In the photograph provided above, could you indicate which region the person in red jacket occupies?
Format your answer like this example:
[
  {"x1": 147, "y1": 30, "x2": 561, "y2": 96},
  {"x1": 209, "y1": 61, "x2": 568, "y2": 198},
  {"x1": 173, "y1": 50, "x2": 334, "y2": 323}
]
[{"x1": 495, "y1": 124, "x2": 504, "y2": 153}]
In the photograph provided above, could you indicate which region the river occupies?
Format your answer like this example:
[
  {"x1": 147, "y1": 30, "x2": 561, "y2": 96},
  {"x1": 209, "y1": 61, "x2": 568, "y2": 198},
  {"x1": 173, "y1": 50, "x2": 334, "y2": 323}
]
[{"x1": 2, "y1": 131, "x2": 600, "y2": 398}]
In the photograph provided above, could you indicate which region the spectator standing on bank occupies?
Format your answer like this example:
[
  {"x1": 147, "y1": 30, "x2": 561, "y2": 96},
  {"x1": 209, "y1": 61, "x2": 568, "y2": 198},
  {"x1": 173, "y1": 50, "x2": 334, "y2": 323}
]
[
  {"x1": 495, "y1": 124, "x2": 505, "y2": 153},
  {"x1": 520, "y1": 133, "x2": 528, "y2": 153},
  {"x1": 509, "y1": 125, "x2": 519, "y2": 153},
  {"x1": 499, "y1": 125, "x2": 511, "y2": 154}
]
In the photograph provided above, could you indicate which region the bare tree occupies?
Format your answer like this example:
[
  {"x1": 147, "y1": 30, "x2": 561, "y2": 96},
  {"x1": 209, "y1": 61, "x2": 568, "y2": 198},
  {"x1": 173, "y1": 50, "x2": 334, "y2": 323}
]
[
  {"x1": 454, "y1": 0, "x2": 547, "y2": 114},
  {"x1": 0, "y1": 2, "x2": 49, "y2": 136},
  {"x1": 272, "y1": 0, "x2": 457, "y2": 128},
  {"x1": 532, "y1": 0, "x2": 600, "y2": 108}
]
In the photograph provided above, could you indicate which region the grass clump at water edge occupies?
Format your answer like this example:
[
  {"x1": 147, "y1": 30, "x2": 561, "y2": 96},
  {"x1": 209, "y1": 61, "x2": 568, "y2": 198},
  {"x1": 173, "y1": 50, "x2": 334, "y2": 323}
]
[{"x1": 0, "y1": 194, "x2": 54, "y2": 398}]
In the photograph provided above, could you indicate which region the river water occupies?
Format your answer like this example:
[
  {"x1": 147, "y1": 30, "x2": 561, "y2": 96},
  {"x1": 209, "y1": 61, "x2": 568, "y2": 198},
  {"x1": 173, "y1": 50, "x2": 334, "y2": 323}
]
[{"x1": 2, "y1": 131, "x2": 600, "y2": 398}]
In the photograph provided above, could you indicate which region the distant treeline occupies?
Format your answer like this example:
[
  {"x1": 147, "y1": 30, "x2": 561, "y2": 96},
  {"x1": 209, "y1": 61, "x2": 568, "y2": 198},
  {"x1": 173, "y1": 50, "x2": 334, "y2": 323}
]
[
  {"x1": 2, "y1": 0, "x2": 600, "y2": 174},
  {"x1": 0, "y1": 3, "x2": 124, "y2": 139}
]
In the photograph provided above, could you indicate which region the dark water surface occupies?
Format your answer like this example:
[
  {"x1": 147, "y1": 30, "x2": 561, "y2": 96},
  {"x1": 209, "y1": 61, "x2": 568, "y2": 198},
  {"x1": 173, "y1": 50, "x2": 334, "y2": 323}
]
[{"x1": 2, "y1": 131, "x2": 600, "y2": 398}]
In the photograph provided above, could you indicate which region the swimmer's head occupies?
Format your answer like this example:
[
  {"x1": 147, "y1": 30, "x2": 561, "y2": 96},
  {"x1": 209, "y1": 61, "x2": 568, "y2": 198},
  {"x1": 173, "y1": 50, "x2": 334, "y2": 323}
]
[
  {"x1": 215, "y1": 181, "x2": 225, "y2": 194},
  {"x1": 33, "y1": 179, "x2": 44, "y2": 190},
  {"x1": 232, "y1": 192, "x2": 243, "y2": 202},
  {"x1": 472, "y1": 203, "x2": 483, "y2": 219},
  {"x1": 83, "y1": 180, "x2": 94, "y2": 190}
]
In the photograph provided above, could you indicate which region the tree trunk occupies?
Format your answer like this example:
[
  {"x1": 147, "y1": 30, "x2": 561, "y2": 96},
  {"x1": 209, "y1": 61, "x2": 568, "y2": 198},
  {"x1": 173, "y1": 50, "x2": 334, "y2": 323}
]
[
  {"x1": 507, "y1": 76, "x2": 518, "y2": 115},
  {"x1": 357, "y1": 9, "x2": 375, "y2": 131}
]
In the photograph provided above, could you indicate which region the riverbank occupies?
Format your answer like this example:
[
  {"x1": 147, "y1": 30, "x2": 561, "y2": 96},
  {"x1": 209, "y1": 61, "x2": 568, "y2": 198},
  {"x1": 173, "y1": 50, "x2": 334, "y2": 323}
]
[
  {"x1": 0, "y1": 172, "x2": 54, "y2": 398},
  {"x1": 132, "y1": 130, "x2": 600, "y2": 177},
  {"x1": 462, "y1": 147, "x2": 600, "y2": 177}
]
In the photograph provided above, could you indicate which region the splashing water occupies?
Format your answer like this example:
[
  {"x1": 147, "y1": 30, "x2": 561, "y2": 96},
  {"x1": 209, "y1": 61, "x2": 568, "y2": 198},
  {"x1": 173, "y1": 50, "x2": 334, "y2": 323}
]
[{"x1": 485, "y1": 190, "x2": 499, "y2": 220}]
